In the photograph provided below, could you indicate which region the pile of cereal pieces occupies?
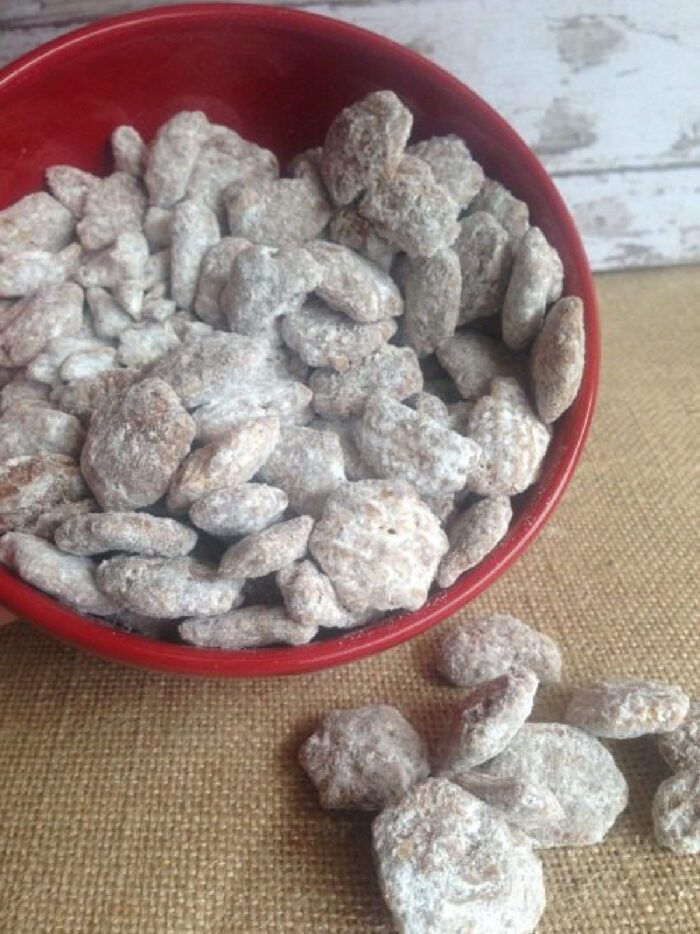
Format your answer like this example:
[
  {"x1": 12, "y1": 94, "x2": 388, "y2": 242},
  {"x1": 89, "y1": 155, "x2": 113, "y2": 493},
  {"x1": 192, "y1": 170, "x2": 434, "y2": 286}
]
[
  {"x1": 299, "y1": 614, "x2": 699, "y2": 932},
  {"x1": 0, "y1": 92, "x2": 586, "y2": 647}
]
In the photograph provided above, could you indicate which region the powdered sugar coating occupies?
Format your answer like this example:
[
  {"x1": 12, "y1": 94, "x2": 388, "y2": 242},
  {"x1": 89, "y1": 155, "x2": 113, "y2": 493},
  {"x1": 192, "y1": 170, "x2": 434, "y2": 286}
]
[
  {"x1": 30, "y1": 497, "x2": 97, "y2": 541},
  {"x1": 354, "y1": 392, "x2": 480, "y2": 496},
  {"x1": 194, "y1": 237, "x2": 250, "y2": 327},
  {"x1": 321, "y1": 90, "x2": 412, "y2": 206},
  {"x1": 76, "y1": 230, "x2": 148, "y2": 292},
  {"x1": 0, "y1": 193, "x2": 75, "y2": 259},
  {"x1": 80, "y1": 377, "x2": 195, "y2": 511},
  {"x1": 310, "y1": 344, "x2": 423, "y2": 419},
  {"x1": 373, "y1": 778, "x2": 545, "y2": 934},
  {"x1": 0, "y1": 404, "x2": 84, "y2": 461},
  {"x1": 440, "y1": 670, "x2": 539, "y2": 770},
  {"x1": 281, "y1": 299, "x2": 396, "y2": 371},
  {"x1": 467, "y1": 179, "x2": 530, "y2": 244},
  {"x1": 0, "y1": 454, "x2": 87, "y2": 533},
  {"x1": 76, "y1": 172, "x2": 146, "y2": 251},
  {"x1": 397, "y1": 249, "x2": 461, "y2": 357},
  {"x1": 300, "y1": 705, "x2": 429, "y2": 810},
  {"x1": 0, "y1": 283, "x2": 83, "y2": 368},
  {"x1": 565, "y1": 679, "x2": 690, "y2": 739},
  {"x1": 0, "y1": 374, "x2": 50, "y2": 413},
  {"x1": 46, "y1": 166, "x2": 99, "y2": 217},
  {"x1": 531, "y1": 296, "x2": 585, "y2": 423},
  {"x1": 307, "y1": 240, "x2": 402, "y2": 323},
  {"x1": 652, "y1": 769, "x2": 700, "y2": 855},
  {"x1": 0, "y1": 531, "x2": 119, "y2": 616},
  {"x1": 143, "y1": 206, "x2": 172, "y2": 250},
  {"x1": 467, "y1": 382, "x2": 550, "y2": 496},
  {"x1": 311, "y1": 417, "x2": 374, "y2": 482},
  {"x1": 117, "y1": 322, "x2": 180, "y2": 369},
  {"x1": 436, "y1": 331, "x2": 522, "y2": 401},
  {"x1": 96, "y1": 555, "x2": 242, "y2": 619},
  {"x1": 28, "y1": 335, "x2": 107, "y2": 385},
  {"x1": 60, "y1": 346, "x2": 117, "y2": 382},
  {"x1": 189, "y1": 483, "x2": 288, "y2": 537},
  {"x1": 277, "y1": 560, "x2": 372, "y2": 630},
  {"x1": 170, "y1": 199, "x2": 220, "y2": 309},
  {"x1": 52, "y1": 368, "x2": 138, "y2": 423},
  {"x1": 436, "y1": 495, "x2": 512, "y2": 588},
  {"x1": 226, "y1": 177, "x2": 331, "y2": 247},
  {"x1": 502, "y1": 226, "x2": 562, "y2": 351},
  {"x1": 0, "y1": 244, "x2": 79, "y2": 298},
  {"x1": 309, "y1": 479, "x2": 448, "y2": 612},
  {"x1": 436, "y1": 614, "x2": 562, "y2": 688},
  {"x1": 327, "y1": 207, "x2": 397, "y2": 272},
  {"x1": 192, "y1": 377, "x2": 312, "y2": 443},
  {"x1": 220, "y1": 515, "x2": 314, "y2": 579},
  {"x1": 55, "y1": 512, "x2": 197, "y2": 558},
  {"x1": 359, "y1": 155, "x2": 460, "y2": 258},
  {"x1": 454, "y1": 212, "x2": 514, "y2": 323},
  {"x1": 86, "y1": 288, "x2": 132, "y2": 338},
  {"x1": 111, "y1": 125, "x2": 147, "y2": 176},
  {"x1": 180, "y1": 605, "x2": 317, "y2": 649},
  {"x1": 407, "y1": 391, "x2": 449, "y2": 424},
  {"x1": 167, "y1": 417, "x2": 280, "y2": 513},
  {"x1": 408, "y1": 134, "x2": 484, "y2": 210},
  {"x1": 658, "y1": 698, "x2": 700, "y2": 771},
  {"x1": 144, "y1": 111, "x2": 211, "y2": 208},
  {"x1": 480, "y1": 723, "x2": 629, "y2": 847}
]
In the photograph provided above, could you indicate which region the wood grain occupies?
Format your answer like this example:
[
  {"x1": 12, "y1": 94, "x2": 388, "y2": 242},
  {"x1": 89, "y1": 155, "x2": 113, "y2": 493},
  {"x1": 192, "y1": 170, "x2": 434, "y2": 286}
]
[{"x1": 0, "y1": 0, "x2": 698, "y2": 271}]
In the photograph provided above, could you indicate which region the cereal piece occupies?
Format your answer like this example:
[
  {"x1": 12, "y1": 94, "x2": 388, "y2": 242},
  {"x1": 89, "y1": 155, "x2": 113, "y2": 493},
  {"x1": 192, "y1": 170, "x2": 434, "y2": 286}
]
[
  {"x1": 188, "y1": 126, "x2": 278, "y2": 213},
  {"x1": 193, "y1": 377, "x2": 312, "y2": 442},
  {"x1": 396, "y1": 249, "x2": 460, "y2": 357},
  {"x1": 76, "y1": 172, "x2": 146, "y2": 251},
  {"x1": 289, "y1": 146, "x2": 324, "y2": 185},
  {"x1": 111, "y1": 125, "x2": 147, "y2": 176},
  {"x1": 226, "y1": 177, "x2": 331, "y2": 247},
  {"x1": 146, "y1": 332, "x2": 266, "y2": 408},
  {"x1": 440, "y1": 670, "x2": 539, "y2": 770},
  {"x1": 0, "y1": 404, "x2": 84, "y2": 461},
  {"x1": 481, "y1": 723, "x2": 628, "y2": 847},
  {"x1": 86, "y1": 287, "x2": 133, "y2": 338},
  {"x1": 277, "y1": 560, "x2": 372, "y2": 630},
  {"x1": 280, "y1": 299, "x2": 396, "y2": 371},
  {"x1": 310, "y1": 345, "x2": 423, "y2": 419},
  {"x1": 408, "y1": 134, "x2": 484, "y2": 210},
  {"x1": 29, "y1": 497, "x2": 96, "y2": 541},
  {"x1": 359, "y1": 156, "x2": 460, "y2": 258},
  {"x1": 436, "y1": 331, "x2": 521, "y2": 401},
  {"x1": 167, "y1": 417, "x2": 281, "y2": 513},
  {"x1": 51, "y1": 368, "x2": 138, "y2": 423},
  {"x1": 321, "y1": 90, "x2": 412, "y2": 206},
  {"x1": 81, "y1": 377, "x2": 195, "y2": 510},
  {"x1": 406, "y1": 391, "x2": 450, "y2": 423},
  {"x1": 502, "y1": 227, "x2": 562, "y2": 351},
  {"x1": 220, "y1": 516, "x2": 314, "y2": 579},
  {"x1": 170, "y1": 199, "x2": 220, "y2": 309},
  {"x1": 0, "y1": 243, "x2": 80, "y2": 298},
  {"x1": 60, "y1": 346, "x2": 117, "y2": 382},
  {"x1": 306, "y1": 240, "x2": 403, "y2": 323},
  {"x1": 355, "y1": 392, "x2": 480, "y2": 496},
  {"x1": 194, "y1": 237, "x2": 250, "y2": 327},
  {"x1": 0, "y1": 531, "x2": 119, "y2": 616},
  {"x1": 0, "y1": 193, "x2": 75, "y2": 259},
  {"x1": 467, "y1": 179, "x2": 529, "y2": 243},
  {"x1": 565, "y1": 679, "x2": 690, "y2": 739},
  {"x1": 301, "y1": 705, "x2": 429, "y2": 811},
  {"x1": 312, "y1": 417, "x2": 374, "y2": 482},
  {"x1": 76, "y1": 230, "x2": 149, "y2": 290},
  {"x1": 437, "y1": 614, "x2": 562, "y2": 687},
  {"x1": 658, "y1": 698, "x2": 700, "y2": 771},
  {"x1": 221, "y1": 245, "x2": 322, "y2": 342},
  {"x1": 55, "y1": 512, "x2": 196, "y2": 558},
  {"x1": 454, "y1": 212, "x2": 514, "y2": 323},
  {"x1": 0, "y1": 373, "x2": 50, "y2": 413},
  {"x1": 652, "y1": 769, "x2": 700, "y2": 855},
  {"x1": 327, "y1": 207, "x2": 397, "y2": 272},
  {"x1": 142, "y1": 295, "x2": 176, "y2": 324},
  {"x1": 0, "y1": 283, "x2": 84, "y2": 368},
  {"x1": 117, "y1": 322, "x2": 180, "y2": 369},
  {"x1": 310, "y1": 479, "x2": 448, "y2": 612},
  {"x1": 142, "y1": 250, "x2": 170, "y2": 292},
  {"x1": 531, "y1": 296, "x2": 585, "y2": 423},
  {"x1": 27, "y1": 335, "x2": 106, "y2": 385},
  {"x1": 436, "y1": 495, "x2": 512, "y2": 588},
  {"x1": 189, "y1": 483, "x2": 288, "y2": 537},
  {"x1": 46, "y1": 166, "x2": 100, "y2": 217},
  {"x1": 96, "y1": 555, "x2": 242, "y2": 619},
  {"x1": 168, "y1": 311, "x2": 213, "y2": 342},
  {"x1": 144, "y1": 111, "x2": 211, "y2": 208},
  {"x1": 443, "y1": 770, "x2": 566, "y2": 838},
  {"x1": 143, "y1": 206, "x2": 172, "y2": 250},
  {"x1": 373, "y1": 778, "x2": 545, "y2": 934},
  {"x1": 180, "y1": 605, "x2": 316, "y2": 649},
  {"x1": 467, "y1": 383, "x2": 550, "y2": 496},
  {"x1": 0, "y1": 454, "x2": 87, "y2": 533},
  {"x1": 258, "y1": 426, "x2": 346, "y2": 518}
]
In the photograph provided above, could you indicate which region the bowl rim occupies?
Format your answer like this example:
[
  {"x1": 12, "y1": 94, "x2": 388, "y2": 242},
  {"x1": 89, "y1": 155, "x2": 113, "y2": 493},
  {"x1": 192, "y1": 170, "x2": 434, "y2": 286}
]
[{"x1": 0, "y1": 2, "x2": 600, "y2": 678}]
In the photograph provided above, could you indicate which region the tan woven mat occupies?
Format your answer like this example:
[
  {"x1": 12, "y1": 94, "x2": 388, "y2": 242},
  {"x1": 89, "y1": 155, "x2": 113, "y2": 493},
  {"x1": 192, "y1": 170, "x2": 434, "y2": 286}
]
[{"x1": 1, "y1": 265, "x2": 699, "y2": 933}]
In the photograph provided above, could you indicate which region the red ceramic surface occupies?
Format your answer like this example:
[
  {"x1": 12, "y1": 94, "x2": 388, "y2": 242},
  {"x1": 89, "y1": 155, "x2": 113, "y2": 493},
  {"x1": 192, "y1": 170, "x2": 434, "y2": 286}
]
[{"x1": 0, "y1": 4, "x2": 599, "y2": 677}]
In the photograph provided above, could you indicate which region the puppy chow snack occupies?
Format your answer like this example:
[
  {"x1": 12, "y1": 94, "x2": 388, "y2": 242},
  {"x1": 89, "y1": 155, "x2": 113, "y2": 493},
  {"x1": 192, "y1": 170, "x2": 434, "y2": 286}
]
[{"x1": 565, "y1": 678, "x2": 690, "y2": 739}]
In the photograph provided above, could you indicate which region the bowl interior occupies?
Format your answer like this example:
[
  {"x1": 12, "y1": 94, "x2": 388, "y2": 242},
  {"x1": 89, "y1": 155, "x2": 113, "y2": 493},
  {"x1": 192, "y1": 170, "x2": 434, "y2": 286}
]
[{"x1": 0, "y1": 4, "x2": 598, "y2": 676}]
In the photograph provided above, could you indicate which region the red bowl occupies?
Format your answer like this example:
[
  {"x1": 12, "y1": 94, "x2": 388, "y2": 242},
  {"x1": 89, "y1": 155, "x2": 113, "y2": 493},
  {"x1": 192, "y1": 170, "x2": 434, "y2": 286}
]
[{"x1": 0, "y1": 3, "x2": 599, "y2": 677}]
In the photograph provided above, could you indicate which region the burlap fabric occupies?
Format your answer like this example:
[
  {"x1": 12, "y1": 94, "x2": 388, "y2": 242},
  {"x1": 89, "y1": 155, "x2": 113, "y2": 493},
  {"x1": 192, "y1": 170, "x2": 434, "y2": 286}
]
[{"x1": 0, "y1": 266, "x2": 698, "y2": 933}]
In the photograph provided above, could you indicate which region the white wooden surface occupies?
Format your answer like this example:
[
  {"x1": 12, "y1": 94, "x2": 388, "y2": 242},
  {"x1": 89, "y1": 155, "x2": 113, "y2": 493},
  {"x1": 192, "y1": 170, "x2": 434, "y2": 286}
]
[{"x1": 1, "y1": 0, "x2": 698, "y2": 272}]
